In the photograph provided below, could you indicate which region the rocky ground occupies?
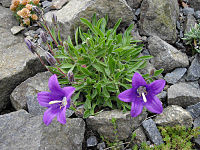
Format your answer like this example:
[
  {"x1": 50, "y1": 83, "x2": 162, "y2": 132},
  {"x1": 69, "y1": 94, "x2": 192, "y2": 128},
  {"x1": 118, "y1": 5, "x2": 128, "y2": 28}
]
[{"x1": 0, "y1": 0, "x2": 200, "y2": 149}]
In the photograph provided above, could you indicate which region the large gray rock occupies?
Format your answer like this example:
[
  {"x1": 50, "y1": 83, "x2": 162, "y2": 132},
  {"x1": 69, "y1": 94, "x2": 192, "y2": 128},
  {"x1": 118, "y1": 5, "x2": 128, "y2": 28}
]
[
  {"x1": 51, "y1": 0, "x2": 70, "y2": 10},
  {"x1": 0, "y1": 0, "x2": 11, "y2": 7},
  {"x1": 126, "y1": 0, "x2": 143, "y2": 9},
  {"x1": 0, "y1": 110, "x2": 85, "y2": 150},
  {"x1": 184, "y1": 14, "x2": 196, "y2": 34},
  {"x1": 164, "y1": 68, "x2": 187, "y2": 84},
  {"x1": 154, "y1": 105, "x2": 193, "y2": 128},
  {"x1": 186, "y1": 54, "x2": 200, "y2": 81},
  {"x1": 133, "y1": 127, "x2": 147, "y2": 145},
  {"x1": 139, "y1": 0, "x2": 179, "y2": 43},
  {"x1": 44, "y1": 0, "x2": 133, "y2": 39},
  {"x1": 168, "y1": 83, "x2": 200, "y2": 108},
  {"x1": 0, "y1": 28, "x2": 46, "y2": 111},
  {"x1": 189, "y1": 0, "x2": 200, "y2": 11},
  {"x1": 148, "y1": 36, "x2": 189, "y2": 72},
  {"x1": 0, "y1": 6, "x2": 18, "y2": 29},
  {"x1": 142, "y1": 119, "x2": 163, "y2": 145},
  {"x1": 86, "y1": 109, "x2": 147, "y2": 141},
  {"x1": 10, "y1": 72, "x2": 51, "y2": 114}
]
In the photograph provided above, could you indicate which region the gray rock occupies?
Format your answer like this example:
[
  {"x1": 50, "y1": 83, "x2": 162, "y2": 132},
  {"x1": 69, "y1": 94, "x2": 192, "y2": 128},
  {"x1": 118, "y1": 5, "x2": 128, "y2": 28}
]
[
  {"x1": 189, "y1": 0, "x2": 200, "y2": 11},
  {"x1": 51, "y1": 0, "x2": 70, "y2": 10},
  {"x1": 0, "y1": 0, "x2": 11, "y2": 8},
  {"x1": 184, "y1": 14, "x2": 196, "y2": 34},
  {"x1": 97, "y1": 142, "x2": 106, "y2": 150},
  {"x1": 0, "y1": 110, "x2": 85, "y2": 150},
  {"x1": 186, "y1": 81, "x2": 200, "y2": 89},
  {"x1": 186, "y1": 102, "x2": 200, "y2": 119},
  {"x1": 148, "y1": 36, "x2": 189, "y2": 72},
  {"x1": 195, "y1": 11, "x2": 200, "y2": 19},
  {"x1": 0, "y1": 28, "x2": 46, "y2": 111},
  {"x1": 133, "y1": 127, "x2": 147, "y2": 145},
  {"x1": 142, "y1": 119, "x2": 163, "y2": 145},
  {"x1": 186, "y1": 54, "x2": 200, "y2": 81},
  {"x1": 154, "y1": 105, "x2": 193, "y2": 128},
  {"x1": 157, "y1": 91, "x2": 167, "y2": 102},
  {"x1": 182, "y1": 7, "x2": 194, "y2": 15},
  {"x1": 126, "y1": 0, "x2": 142, "y2": 9},
  {"x1": 164, "y1": 68, "x2": 187, "y2": 84},
  {"x1": 87, "y1": 136, "x2": 98, "y2": 147},
  {"x1": 44, "y1": 0, "x2": 133, "y2": 39},
  {"x1": 0, "y1": 6, "x2": 18, "y2": 29},
  {"x1": 11, "y1": 26, "x2": 25, "y2": 35},
  {"x1": 135, "y1": 8, "x2": 141, "y2": 16},
  {"x1": 131, "y1": 26, "x2": 142, "y2": 41},
  {"x1": 168, "y1": 83, "x2": 200, "y2": 108},
  {"x1": 193, "y1": 116, "x2": 200, "y2": 147},
  {"x1": 86, "y1": 109, "x2": 147, "y2": 142},
  {"x1": 10, "y1": 72, "x2": 51, "y2": 112},
  {"x1": 139, "y1": 0, "x2": 179, "y2": 44}
]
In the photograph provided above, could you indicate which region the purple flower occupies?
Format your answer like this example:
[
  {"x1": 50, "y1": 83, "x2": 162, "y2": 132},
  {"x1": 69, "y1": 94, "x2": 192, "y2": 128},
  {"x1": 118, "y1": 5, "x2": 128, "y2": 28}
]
[
  {"x1": 118, "y1": 72, "x2": 165, "y2": 117},
  {"x1": 24, "y1": 38, "x2": 36, "y2": 54},
  {"x1": 37, "y1": 74, "x2": 75, "y2": 125}
]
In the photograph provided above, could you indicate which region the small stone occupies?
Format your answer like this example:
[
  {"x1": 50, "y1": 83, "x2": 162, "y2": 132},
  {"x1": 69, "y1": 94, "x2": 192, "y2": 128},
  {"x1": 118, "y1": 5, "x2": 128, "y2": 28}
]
[
  {"x1": 175, "y1": 42, "x2": 185, "y2": 49},
  {"x1": 135, "y1": 8, "x2": 141, "y2": 16},
  {"x1": 186, "y1": 54, "x2": 200, "y2": 81},
  {"x1": 42, "y1": 1, "x2": 53, "y2": 8},
  {"x1": 176, "y1": 21, "x2": 181, "y2": 30},
  {"x1": 133, "y1": 127, "x2": 147, "y2": 145},
  {"x1": 182, "y1": 7, "x2": 194, "y2": 15},
  {"x1": 188, "y1": 0, "x2": 200, "y2": 11},
  {"x1": 186, "y1": 102, "x2": 200, "y2": 119},
  {"x1": 87, "y1": 136, "x2": 98, "y2": 147},
  {"x1": 142, "y1": 119, "x2": 163, "y2": 145},
  {"x1": 168, "y1": 83, "x2": 200, "y2": 108},
  {"x1": 10, "y1": 26, "x2": 25, "y2": 35},
  {"x1": 195, "y1": 11, "x2": 200, "y2": 19},
  {"x1": 184, "y1": 14, "x2": 196, "y2": 34},
  {"x1": 193, "y1": 116, "x2": 200, "y2": 147},
  {"x1": 157, "y1": 91, "x2": 167, "y2": 102},
  {"x1": 154, "y1": 105, "x2": 193, "y2": 128},
  {"x1": 97, "y1": 142, "x2": 106, "y2": 150},
  {"x1": 164, "y1": 68, "x2": 187, "y2": 84}
]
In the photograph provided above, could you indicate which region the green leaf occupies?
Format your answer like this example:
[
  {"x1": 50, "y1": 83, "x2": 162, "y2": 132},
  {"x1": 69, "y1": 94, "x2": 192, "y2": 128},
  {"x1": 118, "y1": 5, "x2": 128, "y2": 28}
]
[
  {"x1": 153, "y1": 68, "x2": 164, "y2": 77},
  {"x1": 112, "y1": 18, "x2": 121, "y2": 33},
  {"x1": 104, "y1": 98, "x2": 112, "y2": 108},
  {"x1": 92, "y1": 63, "x2": 105, "y2": 73},
  {"x1": 83, "y1": 109, "x2": 91, "y2": 118},
  {"x1": 60, "y1": 63, "x2": 74, "y2": 68},
  {"x1": 102, "y1": 87, "x2": 110, "y2": 98},
  {"x1": 79, "y1": 66, "x2": 95, "y2": 77},
  {"x1": 72, "y1": 91, "x2": 80, "y2": 101}
]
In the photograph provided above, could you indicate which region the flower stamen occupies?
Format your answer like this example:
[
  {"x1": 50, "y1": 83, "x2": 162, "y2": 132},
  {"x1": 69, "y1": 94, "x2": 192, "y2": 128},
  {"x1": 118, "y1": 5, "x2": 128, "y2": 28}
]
[{"x1": 49, "y1": 97, "x2": 68, "y2": 109}]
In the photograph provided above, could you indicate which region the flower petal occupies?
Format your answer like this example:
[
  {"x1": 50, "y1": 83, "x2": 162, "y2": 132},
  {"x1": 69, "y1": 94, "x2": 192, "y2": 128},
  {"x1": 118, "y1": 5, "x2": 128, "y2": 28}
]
[
  {"x1": 132, "y1": 72, "x2": 147, "y2": 89},
  {"x1": 48, "y1": 74, "x2": 64, "y2": 95},
  {"x1": 145, "y1": 95, "x2": 163, "y2": 114},
  {"x1": 148, "y1": 79, "x2": 165, "y2": 95},
  {"x1": 63, "y1": 87, "x2": 76, "y2": 100},
  {"x1": 118, "y1": 88, "x2": 136, "y2": 102},
  {"x1": 43, "y1": 107, "x2": 58, "y2": 126},
  {"x1": 130, "y1": 98, "x2": 144, "y2": 117},
  {"x1": 37, "y1": 91, "x2": 51, "y2": 107},
  {"x1": 57, "y1": 106, "x2": 67, "y2": 124}
]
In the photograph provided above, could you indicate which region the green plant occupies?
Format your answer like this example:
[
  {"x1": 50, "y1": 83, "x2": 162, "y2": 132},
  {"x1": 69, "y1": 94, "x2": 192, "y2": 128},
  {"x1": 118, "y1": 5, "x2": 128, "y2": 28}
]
[
  {"x1": 141, "y1": 125, "x2": 200, "y2": 150},
  {"x1": 44, "y1": 14, "x2": 163, "y2": 118},
  {"x1": 183, "y1": 23, "x2": 200, "y2": 54}
]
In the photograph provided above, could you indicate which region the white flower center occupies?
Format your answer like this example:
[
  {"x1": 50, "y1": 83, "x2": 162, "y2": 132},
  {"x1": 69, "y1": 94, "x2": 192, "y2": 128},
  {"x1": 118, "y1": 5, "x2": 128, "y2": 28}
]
[
  {"x1": 137, "y1": 86, "x2": 147, "y2": 103},
  {"x1": 141, "y1": 92, "x2": 147, "y2": 103},
  {"x1": 49, "y1": 97, "x2": 67, "y2": 108}
]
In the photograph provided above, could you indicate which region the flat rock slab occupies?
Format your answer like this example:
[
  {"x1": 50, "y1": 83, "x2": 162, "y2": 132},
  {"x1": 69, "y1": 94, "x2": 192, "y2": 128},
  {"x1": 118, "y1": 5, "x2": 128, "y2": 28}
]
[
  {"x1": 154, "y1": 105, "x2": 193, "y2": 128},
  {"x1": 86, "y1": 109, "x2": 147, "y2": 142},
  {"x1": 139, "y1": 0, "x2": 179, "y2": 44},
  {"x1": 142, "y1": 118, "x2": 163, "y2": 145},
  {"x1": 148, "y1": 36, "x2": 189, "y2": 73},
  {"x1": 44, "y1": 0, "x2": 133, "y2": 39},
  {"x1": 0, "y1": 110, "x2": 85, "y2": 150},
  {"x1": 168, "y1": 83, "x2": 200, "y2": 108}
]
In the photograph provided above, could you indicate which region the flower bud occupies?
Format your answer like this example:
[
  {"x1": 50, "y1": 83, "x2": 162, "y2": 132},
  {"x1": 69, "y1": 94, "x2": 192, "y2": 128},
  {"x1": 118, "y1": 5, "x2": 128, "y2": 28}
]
[
  {"x1": 52, "y1": 13, "x2": 57, "y2": 25},
  {"x1": 40, "y1": 31, "x2": 47, "y2": 43},
  {"x1": 45, "y1": 52, "x2": 56, "y2": 66},
  {"x1": 24, "y1": 38, "x2": 36, "y2": 54},
  {"x1": 32, "y1": 6, "x2": 42, "y2": 15},
  {"x1": 67, "y1": 71, "x2": 74, "y2": 83}
]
